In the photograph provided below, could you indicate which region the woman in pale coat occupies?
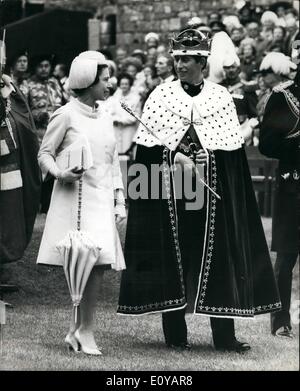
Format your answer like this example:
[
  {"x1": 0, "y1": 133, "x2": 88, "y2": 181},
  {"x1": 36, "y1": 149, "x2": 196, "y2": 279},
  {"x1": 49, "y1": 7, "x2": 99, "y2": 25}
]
[{"x1": 37, "y1": 51, "x2": 126, "y2": 356}]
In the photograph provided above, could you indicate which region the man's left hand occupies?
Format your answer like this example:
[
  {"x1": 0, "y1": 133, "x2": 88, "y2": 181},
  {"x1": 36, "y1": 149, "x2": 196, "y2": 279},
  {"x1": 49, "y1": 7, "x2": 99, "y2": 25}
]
[{"x1": 115, "y1": 214, "x2": 126, "y2": 224}]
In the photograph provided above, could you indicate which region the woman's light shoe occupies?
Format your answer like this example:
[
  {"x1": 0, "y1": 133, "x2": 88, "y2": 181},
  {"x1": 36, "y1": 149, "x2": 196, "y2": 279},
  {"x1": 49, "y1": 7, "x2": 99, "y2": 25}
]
[
  {"x1": 74, "y1": 330, "x2": 102, "y2": 356},
  {"x1": 65, "y1": 333, "x2": 80, "y2": 353}
]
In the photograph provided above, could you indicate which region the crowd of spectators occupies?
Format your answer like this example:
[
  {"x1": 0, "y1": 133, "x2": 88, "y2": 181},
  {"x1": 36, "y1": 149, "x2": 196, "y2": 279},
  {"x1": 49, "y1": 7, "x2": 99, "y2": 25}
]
[{"x1": 6, "y1": 2, "x2": 299, "y2": 152}]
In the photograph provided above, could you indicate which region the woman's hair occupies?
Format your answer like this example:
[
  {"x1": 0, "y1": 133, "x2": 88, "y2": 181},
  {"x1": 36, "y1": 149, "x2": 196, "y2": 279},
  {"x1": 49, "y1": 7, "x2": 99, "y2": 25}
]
[
  {"x1": 285, "y1": 8, "x2": 299, "y2": 18},
  {"x1": 72, "y1": 64, "x2": 108, "y2": 96},
  {"x1": 273, "y1": 25, "x2": 286, "y2": 38},
  {"x1": 143, "y1": 63, "x2": 157, "y2": 78},
  {"x1": 241, "y1": 42, "x2": 256, "y2": 57},
  {"x1": 9, "y1": 51, "x2": 28, "y2": 68},
  {"x1": 117, "y1": 72, "x2": 134, "y2": 87},
  {"x1": 121, "y1": 56, "x2": 143, "y2": 73},
  {"x1": 106, "y1": 60, "x2": 117, "y2": 77}
]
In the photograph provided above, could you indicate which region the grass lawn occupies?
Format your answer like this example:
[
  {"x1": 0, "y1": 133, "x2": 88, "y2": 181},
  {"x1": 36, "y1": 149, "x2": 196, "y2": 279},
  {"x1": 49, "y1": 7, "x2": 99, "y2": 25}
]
[{"x1": 0, "y1": 215, "x2": 299, "y2": 371}]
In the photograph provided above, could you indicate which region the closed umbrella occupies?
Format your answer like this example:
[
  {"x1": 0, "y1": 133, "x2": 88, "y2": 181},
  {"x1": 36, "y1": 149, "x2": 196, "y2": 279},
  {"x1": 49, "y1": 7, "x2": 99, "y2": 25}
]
[{"x1": 56, "y1": 176, "x2": 101, "y2": 323}]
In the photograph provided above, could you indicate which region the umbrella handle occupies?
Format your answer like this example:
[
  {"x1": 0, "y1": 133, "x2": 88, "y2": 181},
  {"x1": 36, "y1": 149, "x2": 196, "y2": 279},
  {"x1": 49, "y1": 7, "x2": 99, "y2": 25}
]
[
  {"x1": 77, "y1": 177, "x2": 83, "y2": 231},
  {"x1": 73, "y1": 304, "x2": 79, "y2": 325}
]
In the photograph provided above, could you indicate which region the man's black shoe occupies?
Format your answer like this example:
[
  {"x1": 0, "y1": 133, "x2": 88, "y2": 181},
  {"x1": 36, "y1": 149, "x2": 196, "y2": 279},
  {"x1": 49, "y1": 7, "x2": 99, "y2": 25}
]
[
  {"x1": 215, "y1": 339, "x2": 251, "y2": 353},
  {"x1": 167, "y1": 342, "x2": 192, "y2": 351}
]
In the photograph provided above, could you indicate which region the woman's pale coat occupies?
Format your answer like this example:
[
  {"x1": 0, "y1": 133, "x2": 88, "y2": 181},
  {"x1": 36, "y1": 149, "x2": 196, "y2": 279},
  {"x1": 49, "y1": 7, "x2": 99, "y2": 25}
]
[{"x1": 37, "y1": 98, "x2": 126, "y2": 270}]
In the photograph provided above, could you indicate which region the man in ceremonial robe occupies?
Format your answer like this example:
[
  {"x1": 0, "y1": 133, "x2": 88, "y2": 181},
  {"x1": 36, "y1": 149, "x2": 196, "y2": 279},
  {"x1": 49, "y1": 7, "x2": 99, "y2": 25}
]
[{"x1": 118, "y1": 29, "x2": 280, "y2": 353}]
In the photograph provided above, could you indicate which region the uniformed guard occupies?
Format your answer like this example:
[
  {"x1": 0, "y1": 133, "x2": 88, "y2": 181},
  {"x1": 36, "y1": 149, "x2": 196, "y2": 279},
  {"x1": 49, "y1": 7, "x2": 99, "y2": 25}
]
[
  {"x1": 220, "y1": 55, "x2": 258, "y2": 144},
  {"x1": 259, "y1": 66, "x2": 300, "y2": 338}
]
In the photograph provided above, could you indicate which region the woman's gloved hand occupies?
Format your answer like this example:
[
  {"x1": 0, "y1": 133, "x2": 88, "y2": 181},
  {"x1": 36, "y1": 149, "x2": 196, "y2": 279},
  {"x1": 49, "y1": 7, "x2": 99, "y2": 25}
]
[{"x1": 57, "y1": 166, "x2": 84, "y2": 183}]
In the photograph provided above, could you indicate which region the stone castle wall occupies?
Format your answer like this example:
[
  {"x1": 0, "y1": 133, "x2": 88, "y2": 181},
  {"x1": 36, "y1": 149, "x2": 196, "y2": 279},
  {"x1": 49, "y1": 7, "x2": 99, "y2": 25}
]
[{"x1": 44, "y1": 0, "x2": 294, "y2": 50}]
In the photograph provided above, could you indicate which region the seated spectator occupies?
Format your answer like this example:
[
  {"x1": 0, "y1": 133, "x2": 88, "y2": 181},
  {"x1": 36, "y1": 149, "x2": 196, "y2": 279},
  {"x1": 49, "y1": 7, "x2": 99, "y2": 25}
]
[
  {"x1": 273, "y1": 25, "x2": 286, "y2": 43},
  {"x1": 140, "y1": 63, "x2": 159, "y2": 107},
  {"x1": 271, "y1": 25, "x2": 287, "y2": 53},
  {"x1": 106, "y1": 59, "x2": 118, "y2": 95},
  {"x1": 8, "y1": 51, "x2": 30, "y2": 98},
  {"x1": 207, "y1": 11, "x2": 221, "y2": 25},
  {"x1": 132, "y1": 49, "x2": 146, "y2": 67},
  {"x1": 220, "y1": 54, "x2": 258, "y2": 144},
  {"x1": 239, "y1": 42, "x2": 259, "y2": 81},
  {"x1": 184, "y1": 19, "x2": 212, "y2": 38},
  {"x1": 256, "y1": 74, "x2": 269, "y2": 123},
  {"x1": 230, "y1": 26, "x2": 245, "y2": 51},
  {"x1": 121, "y1": 56, "x2": 145, "y2": 96},
  {"x1": 156, "y1": 44, "x2": 168, "y2": 57},
  {"x1": 223, "y1": 14, "x2": 243, "y2": 36},
  {"x1": 209, "y1": 20, "x2": 227, "y2": 36},
  {"x1": 143, "y1": 63, "x2": 157, "y2": 82},
  {"x1": 186, "y1": 16, "x2": 204, "y2": 28},
  {"x1": 106, "y1": 73, "x2": 142, "y2": 155},
  {"x1": 27, "y1": 54, "x2": 63, "y2": 144},
  {"x1": 246, "y1": 21, "x2": 261, "y2": 40},
  {"x1": 291, "y1": 31, "x2": 300, "y2": 65},
  {"x1": 284, "y1": 8, "x2": 299, "y2": 33},
  {"x1": 115, "y1": 47, "x2": 128, "y2": 74},
  {"x1": 260, "y1": 27, "x2": 275, "y2": 54},
  {"x1": 155, "y1": 54, "x2": 176, "y2": 84},
  {"x1": 245, "y1": 21, "x2": 269, "y2": 60},
  {"x1": 53, "y1": 63, "x2": 70, "y2": 104},
  {"x1": 146, "y1": 46, "x2": 158, "y2": 65},
  {"x1": 284, "y1": 8, "x2": 299, "y2": 55},
  {"x1": 27, "y1": 54, "x2": 63, "y2": 213},
  {"x1": 261, "y1": 11, "x2": 279, "y2": 30},
  {"x1": 270, "y1": 2, "x2": 291, "y2": 26},
  {"x1": 238, "y1": 2, "x2": 255, "y2": 25},
  {"x1": 144, "y1": 32, "x2": 160, "y2": 50}
]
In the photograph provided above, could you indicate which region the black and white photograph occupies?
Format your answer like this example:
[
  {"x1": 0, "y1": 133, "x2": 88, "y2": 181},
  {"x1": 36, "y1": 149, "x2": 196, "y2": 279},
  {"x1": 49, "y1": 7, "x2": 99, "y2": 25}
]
[{"x1": 0, "y1": 0, "x2": 299, "y2": 375}]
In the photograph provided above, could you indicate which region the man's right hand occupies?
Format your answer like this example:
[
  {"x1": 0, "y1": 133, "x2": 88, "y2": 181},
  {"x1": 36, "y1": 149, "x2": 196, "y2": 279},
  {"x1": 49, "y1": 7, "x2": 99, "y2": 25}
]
[{"x1": 175, "y1": 152, "x2": 196, "y2": 177}]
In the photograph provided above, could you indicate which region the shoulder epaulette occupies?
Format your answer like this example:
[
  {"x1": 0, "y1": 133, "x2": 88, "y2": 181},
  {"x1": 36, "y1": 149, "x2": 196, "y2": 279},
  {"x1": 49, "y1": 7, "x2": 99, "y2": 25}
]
[
  {"x1": 242, "y1": 82, "x2": 257, "y2": 92},
  {"x1": 272, "y1": 80, "x2": 299, "y2": 119},
  {"x1": 273, "y1": 80, "x2": 294, "y2": 92}
]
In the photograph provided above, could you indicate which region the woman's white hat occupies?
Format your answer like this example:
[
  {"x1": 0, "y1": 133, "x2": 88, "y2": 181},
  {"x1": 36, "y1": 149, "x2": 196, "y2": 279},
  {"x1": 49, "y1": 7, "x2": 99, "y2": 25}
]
[
  {"x1": 78, "y1": 51, "x2": 107, "y2": 64},
  {"x1": 68, "y1": 51, "x2": 107, "y2": 90}
]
